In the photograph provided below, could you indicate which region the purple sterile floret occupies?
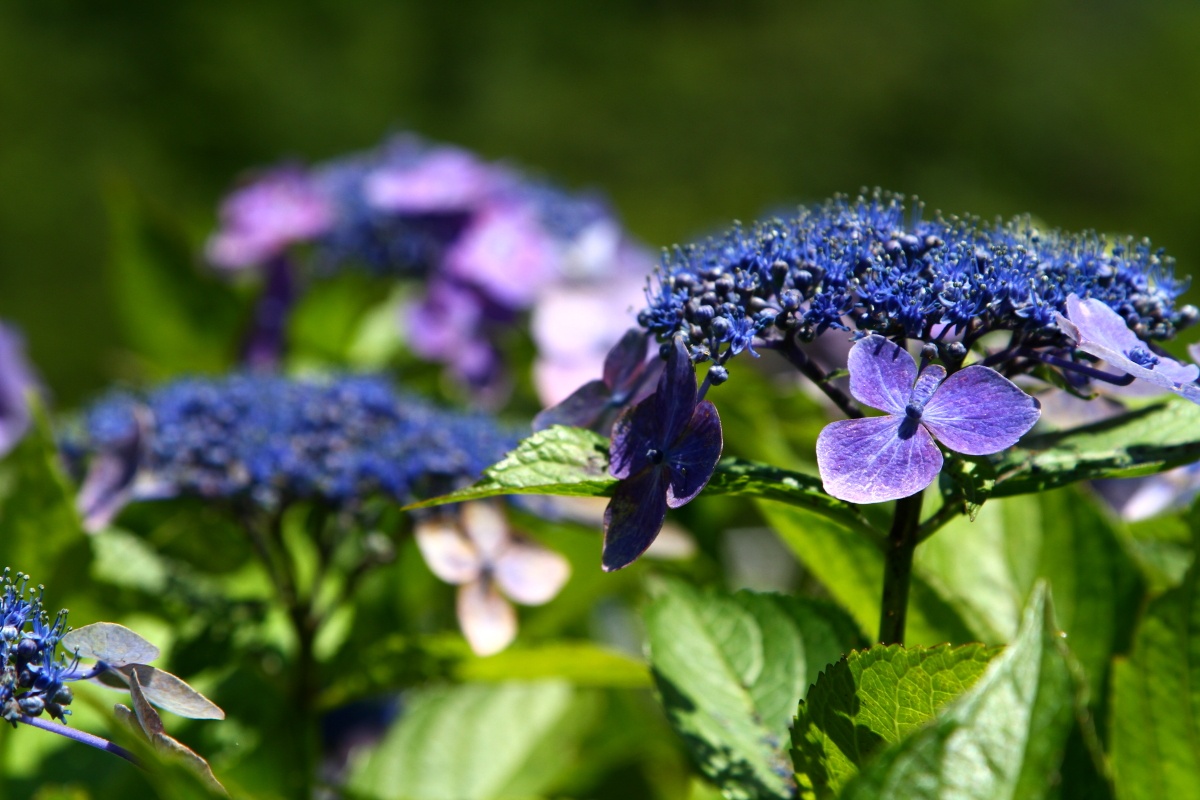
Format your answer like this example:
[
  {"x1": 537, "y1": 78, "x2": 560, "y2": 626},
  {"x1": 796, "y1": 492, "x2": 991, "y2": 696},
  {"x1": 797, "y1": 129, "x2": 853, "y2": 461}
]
[
  {"x1": 817, "y1": 335, "x2": 1040, "y2": 504},
  {"x1": 602, "y1": 338, "x2": 722, "y2": 571},
  {"x1": 532, "y1": 329, "x2": 663, "y2": 433},
  {"x1": 1058, "y1": 294, "x2": 1200, "y2": 401}
]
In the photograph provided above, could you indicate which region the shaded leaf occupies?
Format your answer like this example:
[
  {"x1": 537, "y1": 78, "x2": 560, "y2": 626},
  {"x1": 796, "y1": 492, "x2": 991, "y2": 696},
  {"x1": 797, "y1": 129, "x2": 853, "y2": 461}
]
[
  {"x1": 840, "y1": 583, "x2": 1080, "y2": 800},
  {"x1": 792, "y1": 643, "x2": 1000, "y2": 798},
  {"x1": 759, "y1": 500, "x2": 975, "y2": 647},
  {"x1": 62, "y1": 622, "x2": 161, "y2": 667},
  {"x1": 348, "y1": 681, "x2": 590, "y2": 800},
  {"x1": 644, "y1": 580, "x2": 864, "y2": 800},
  {"x1": 1109, "y1": 541, "x2": 1200, "y2": 800}
]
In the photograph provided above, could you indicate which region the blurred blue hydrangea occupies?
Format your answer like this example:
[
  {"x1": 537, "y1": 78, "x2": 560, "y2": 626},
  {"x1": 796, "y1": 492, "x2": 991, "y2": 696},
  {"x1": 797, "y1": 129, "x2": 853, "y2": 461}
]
[{"x1": 70, "y1": 374, "x2": 520, "y2": 531}]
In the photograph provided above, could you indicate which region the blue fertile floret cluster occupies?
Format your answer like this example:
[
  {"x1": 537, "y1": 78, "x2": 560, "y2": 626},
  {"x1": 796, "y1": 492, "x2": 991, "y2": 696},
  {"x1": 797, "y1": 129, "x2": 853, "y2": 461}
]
[
  {"x1": 79, "y1": 374, "x2": 519, "y2": 513},
  {"x1": 639, "y1": 191, "x2": 1194, "y2": 368},
  {"x1": 1, "y1": 570, "x2": 76, "y2": 724}
]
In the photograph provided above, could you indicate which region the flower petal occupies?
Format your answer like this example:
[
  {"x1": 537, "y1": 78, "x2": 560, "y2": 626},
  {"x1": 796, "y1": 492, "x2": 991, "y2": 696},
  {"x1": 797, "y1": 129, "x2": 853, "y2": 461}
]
[
  {"x1": 816, "y1": 415, "x2": 943, "y2": 504},
  {"x1": 457, "y1": 580, "x2": 517, "y2": 656},
  {"x1": 494, "y1": 538, "x2": 571, "y2": 605},
  {"x1": 460, "y1": 501, "x2": 511, "y2": 562},
  {"x1": 848, "y1": 335, "x2": 917, "y2": 415},
  {"x1": 609, "y1": 400, "x2": 657, "y2": 479},
  {"x1": 1061, "y1": 295, "x2": 1199, "y2": 390},
  {"x1": 651, "y1": 337, "x2": 699, "y2": 446},
  {"x1": 665, "y1": 399, "x2": 723, "y2": 508},
  {"x1": 531, "y1": 379, "x2": 612, "y2": 432},
  {"x1": 414, "y1": 516, "x2": 482, "y2": 585},
  {"x1": 921, "y1": 365, "x2": 1041, "y2": 455},
  {"x1": 602, "y1": 467, "x2": 668, "y2": 571},
  {"x1": 604, "y1": 329, "x2": 651, "y2": 391}
]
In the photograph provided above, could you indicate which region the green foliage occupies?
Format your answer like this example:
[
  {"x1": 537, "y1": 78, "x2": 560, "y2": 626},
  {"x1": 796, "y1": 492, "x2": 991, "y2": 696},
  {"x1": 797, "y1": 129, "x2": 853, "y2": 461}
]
[
  {"x1": 0, "y1": 404, "x2": 85, "y2": 579},
  {"x1": 642, "y1": 579, "x2": 864, "y2": 800},
  {"x1": 104, "y1": 187, "x2": 243, "y2": 377},
  {"x1": 348, "y1": 681, "x2": 592, "y2": 800},
  {"x1": 1109, "y1": 539, "x2": 1200, "y2": 800},
  {"x1": 792, "y1": 643, "x2": 1000, "y2": 798},
  {"x1": 759, "y1": 501, "x2": 975, "y2": 648},
  {"x1": 838, "y1": 583, "x2": 1081, "y2": 800},
  {"x1": 990, "y1": 399, "x2": 1200, "y2": 498}
]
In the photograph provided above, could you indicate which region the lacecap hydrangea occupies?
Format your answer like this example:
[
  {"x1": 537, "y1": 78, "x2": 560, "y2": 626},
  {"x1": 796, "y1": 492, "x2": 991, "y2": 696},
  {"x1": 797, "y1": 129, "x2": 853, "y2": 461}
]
[{"x1": 69, "y1": 374, "x2": 520, "y2": 530}]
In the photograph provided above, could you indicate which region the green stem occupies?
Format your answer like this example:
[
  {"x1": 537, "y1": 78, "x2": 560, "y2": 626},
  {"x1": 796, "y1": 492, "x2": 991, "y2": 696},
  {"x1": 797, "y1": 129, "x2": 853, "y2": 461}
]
[{"x1": 878, "y1": 490, "x2": 924, "y2": 645}]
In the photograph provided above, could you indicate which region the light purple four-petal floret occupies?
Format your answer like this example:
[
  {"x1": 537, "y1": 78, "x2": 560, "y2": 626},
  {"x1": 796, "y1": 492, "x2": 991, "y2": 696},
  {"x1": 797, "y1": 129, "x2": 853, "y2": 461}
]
[
  {"x1": 816, "y1": 335, "x2": 1041, "y2": 504},
  {"x1": 1058, "y1": 294, "x2": 1200, "y2": 403}
]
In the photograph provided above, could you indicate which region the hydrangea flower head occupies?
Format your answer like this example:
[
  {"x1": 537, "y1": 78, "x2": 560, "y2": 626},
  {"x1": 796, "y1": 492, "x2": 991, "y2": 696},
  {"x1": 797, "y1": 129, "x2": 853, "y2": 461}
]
[
  {"x1": 1057, "y1": 293, "x2": 1200, "y2": 399},
  {"x1": 637, "y1": 192, "x2": 1192, "y2": 377},
  {"x1": 415, "y1": 501, "x2": 570, "y2": 656},
  {"x1": 816, "y1": 335, "x2": 1041, "y2": 503},
  {"x1": 603, "y1": 338, "x2": 723, "y2": 571},
  {"x1": 71, "y1": 374, "x2": 520, "y2": 530}
]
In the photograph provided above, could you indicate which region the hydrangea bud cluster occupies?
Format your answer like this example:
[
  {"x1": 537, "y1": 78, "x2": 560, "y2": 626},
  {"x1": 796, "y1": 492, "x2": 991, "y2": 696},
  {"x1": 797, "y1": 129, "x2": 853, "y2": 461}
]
[
  {"x1": 71, "y1": 374, "x2": 519, "y2": 528},
  {"x1": 638, "y1": 191, "x2": 1194, "y2": 376},
  {"x1": 206, "y1": 134, "x2": 653, "y2": 396},
  {"x1": 1, "y1": 570, "x2": 76, "y2": 723}
]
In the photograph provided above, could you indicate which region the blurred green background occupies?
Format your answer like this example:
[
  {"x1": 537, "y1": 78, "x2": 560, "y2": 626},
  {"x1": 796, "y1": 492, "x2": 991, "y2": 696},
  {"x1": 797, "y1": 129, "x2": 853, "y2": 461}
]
[{"x1": 4, "y1": 0, "x2": 1200, "y2": 403}]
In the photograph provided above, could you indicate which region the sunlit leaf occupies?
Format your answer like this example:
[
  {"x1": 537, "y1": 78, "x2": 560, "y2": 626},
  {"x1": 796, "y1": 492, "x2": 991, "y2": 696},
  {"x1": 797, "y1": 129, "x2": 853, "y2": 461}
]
[
  {"x1": 839, "y1": 583, "x2": 1080, "y2": 800},
  {"x1": 792, "y1": 643, "x2": 999, "y2": 798}
]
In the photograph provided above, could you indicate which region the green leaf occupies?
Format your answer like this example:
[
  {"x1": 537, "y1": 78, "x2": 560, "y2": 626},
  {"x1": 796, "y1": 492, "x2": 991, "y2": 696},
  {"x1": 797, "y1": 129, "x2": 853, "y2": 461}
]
[
  {"x1": 405, "y1": 426, "x2": 879, "y2": 538},
  {"x1": 792, "y1": 643, "x2": 1000, "y2": 798},
  {"x1": 1109, "y1": 541, "x2": 1200, "y2": 800},
  {"x1": 839, "y1": 583, "x2": 1080, "y2": 800},
  {"x1": 348, "y1": 681, "x2": 590, "y2": 800},
  {"x1": 916, "y1": 488, "x2": 1142, "y2": 688},
  {"x1": 759, "y1": 501, "x2": 976, "y2": 647},
  {"x1": 643, "y1": 580, "x2": 865, "y2": 800},
  {"x1": 0, "y1": 404, "x2": 84, "y2": 577},
  {"x1": 116, "y1": 664, "x2": 226, "y2": 720},
  {"x1": 105, "y1": 185, "x2": 242, "y2": 374},
  {"x1": 455, "y1": 642, "x2": 651, "y2": 688},
  {"x1": 991, "y1": 398, "x2": 1200, "y2": 498}
]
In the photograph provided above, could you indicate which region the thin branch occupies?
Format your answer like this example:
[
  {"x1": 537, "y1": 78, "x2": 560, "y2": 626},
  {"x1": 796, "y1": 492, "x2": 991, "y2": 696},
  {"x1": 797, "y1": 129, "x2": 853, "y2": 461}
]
[{"x1": 17, "y1": 715, "x2": 140, "y2": 768}]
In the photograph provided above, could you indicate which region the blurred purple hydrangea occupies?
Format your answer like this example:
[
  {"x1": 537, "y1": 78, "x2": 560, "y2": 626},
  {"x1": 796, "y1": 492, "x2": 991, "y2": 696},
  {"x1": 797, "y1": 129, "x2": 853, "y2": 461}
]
[
  {"x1": 68, "y1": 374, "x2": 520, "y2": 531},
  {"x1": 816, "y1": 335, "x2": 1040, "y2": 504},
  {"x1": 0, "y1": 324, "x2": 39, "y2": 459},
  {"x1": 205, "y1": 134, "x2": 653, "y2": 399}
]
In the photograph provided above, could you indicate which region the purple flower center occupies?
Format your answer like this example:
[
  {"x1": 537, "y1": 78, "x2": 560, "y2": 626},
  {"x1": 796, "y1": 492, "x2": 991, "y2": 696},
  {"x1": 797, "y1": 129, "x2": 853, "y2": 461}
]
[
  {"x1": 646, "y1": 448, "x2": 665, "y2": 465},
  {"x1": 1125, "y1": 346, "x2": 1160, "y2": 368}
]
